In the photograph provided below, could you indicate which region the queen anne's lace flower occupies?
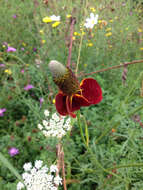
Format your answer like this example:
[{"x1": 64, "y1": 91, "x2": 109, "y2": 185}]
[
  {"x1": 17, "y1": 160, "x2": 62, "y2": 190},
  {"x1": 38, "y1": 110, "x2": 72, "y2": 138}
]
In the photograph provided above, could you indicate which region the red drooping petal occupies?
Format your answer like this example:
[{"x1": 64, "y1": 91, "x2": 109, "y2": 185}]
[
  {"x1": 71, "y1": 94, "x2": 91, "y2": 112},
  {"x1": 55, "y1": 93, "x2": 76, "y2": 118},
  {"x1": 66, "y1": 96, "x2": 76, "y2": 118},
  {"x1": 55, "y1": 93, "x2": 68, "y2": 116},
  {"x1": 80, "y1": 78, "x2": 102, "y2": 104}
]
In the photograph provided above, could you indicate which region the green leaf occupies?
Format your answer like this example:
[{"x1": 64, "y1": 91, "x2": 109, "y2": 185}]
[{"x1": 0, "y1": 152, "x2": 22, "y2": 181}]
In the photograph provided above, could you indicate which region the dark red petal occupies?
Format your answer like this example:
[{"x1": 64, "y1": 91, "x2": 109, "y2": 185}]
[
  {"x1": 66, "y1": 96, "x2": 76, "y2": 118},
  {"x1": 80, "y1": 78, "x2": 102, "y2": 104},
  {"x1": 55, "y1": 93, "x2": 68, "y2": 116},
  {"x1": 71, "y1": 94, "x2": 91, "y2": 112}
]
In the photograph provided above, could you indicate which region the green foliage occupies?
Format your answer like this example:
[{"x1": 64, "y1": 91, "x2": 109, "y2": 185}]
[{"x1": 1, "y1": 0, "x2": 143, "y2": 189}]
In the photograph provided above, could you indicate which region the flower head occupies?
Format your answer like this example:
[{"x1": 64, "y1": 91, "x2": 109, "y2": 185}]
[
  {"x1": 0, "y1": 108, "x2": 6, "y2": 116},
  {"x1": 13, "y1": 14, "x2": 17, "y2": 19},
  {"x1": 43, "y1": 15, "x2": 60, "y2": 23},
  {"x1": 8, "y1": 147, "x2": 19, "y2": 157},
  {"x1": 4, "y1": 69, "x2": 12, "y2": 75},
  {"x1": 24, "y1": 84, "x2": 34, "y2": 91},
  {"x1": 50, "y1": 15, "x2": 60, "y2": 21},
  {"x1": 17, "y1": 160, "x2": 62, "y2": 190},
  {"x1": 84, "y1": 13, "x2": 98, "y2": 29},
  {"x1": 6, "y1": 46, "x2": 16, "y2": 52},
  {"x1": 40, "y1": 97, "x2": 44, "y2": 107},
  {"x1": 52, "y1": 21, "x2": 61, "y2": 28},
  {"x1": 0, "y1": 64, "x2": 5, "y2": 67},
  {"x1": 48, "y1": 60, "x2": 102, "y2": 118},
  {"x1": 38, "y1": 110, "x2": 72, "y2": 138}
]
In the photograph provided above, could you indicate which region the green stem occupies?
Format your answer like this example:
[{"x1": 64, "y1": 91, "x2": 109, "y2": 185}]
[
  {"x1": 75, "y1": 0, "x2": 88, "y2": 74},
  {"x1": 0, "y1": 152, "x2": 23, "y2": 182},
  {"x1": 77, "y1": 111, "x2": 87, "y2": 146},
  {"x1": 75, "y1": 32, "x2": 84, "y2": 75},
  {"x1": 107, "y1": 163, "x2": 143, "y2": 170}
]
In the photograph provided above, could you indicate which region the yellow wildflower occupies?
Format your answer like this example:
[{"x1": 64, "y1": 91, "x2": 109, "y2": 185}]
[
  {"x1": 125, "y1": 27, "x2": 128, "y2": 31},
  {"x1": 105, "y1": 32, "x2": 112, "y2": 37},
  {"x1": 52, "y1": 21, "x2": 61, "y2": 27},
  {"x1": 74, "y1": 32, "x2": 78, "y2": 36},
  {"x1": 4, "y1": 69, "x2": 12, "y2": 75},
  {"x1": 41, "y1": 40, "x2": 46, "y2": 44},
  {"x1": 74, "y1": 32, "x2": 80, "y2": 36},
  {"x1": 39, "y1": 30, "x2": 44, "y2": 34},
  {"x1": 22, "y1": 42, "x2": 26, "y2": 46},
  {"x1": 138, "y1": 28, "x2": 142, "y2": 33},
  {"x1": 140, "y1": 47, "x2": 143, "y2": 50},
  {"x1": 84, "y1": 64, "x2": 87, "y2": 67},
  {"x1": 72, "y1": 36, "x2": 76, "y2": 40},
  {"x1": 109, "y1": 19, "x2": 113, "y2": 23},
  {"x1": 87, "y1": 43, "x2": 93, "y2": 47},
  {"x1": 90, "y1": 7, "x2": 96, "y2": 12},
  {"x1": 98, "y1": 20, "x2": 102, "y2": 23},
  {"x1": 81, "y1": 31, "x2": 85, "y2": 35},
  {"x1": 52, "y1": 99, "x2": 55, "y2": 104},
  {"x1": 66, "y1": 14, "x2": 72, "y2": 18},
  {"x1": 109, "y1": 45, "x2": 112, "y2": 48},
  {"x1": 106, "y1": 27, "x2": 112, "y2": 31},
  {"x1": 42, "y1": 16, "x2": 52, "y2": 23}
]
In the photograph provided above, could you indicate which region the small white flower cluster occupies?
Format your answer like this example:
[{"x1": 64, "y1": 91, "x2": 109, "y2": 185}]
[
  {"x1": 38, "y1": 110, "x2": 72, "y2": 138},
  {"x1": 17, "y1": 160, "x2": 62, "y2": 190},
  {"x1": 50, "y1": 15, "x2": 60, "y2": 21},
  {"x1": 84, "y1": 13, "x2": 98, "y2": 29}
]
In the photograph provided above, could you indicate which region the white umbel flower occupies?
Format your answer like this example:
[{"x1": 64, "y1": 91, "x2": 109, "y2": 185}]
[
  {"x1": 23, "y1": 162, "x2": 32, "y2": 172},
  {"x1": 17, "y1": 182, "x2": 25, "y2": 190},
  {"x1": 17, "y1": 161, "x2": 62, "y2": 190},
  {"x1": 38, "y1": 110, "x2": 72, "y2": 138},
  {"x1": 35, "y1": 160, "x2": 43, "y2": 169},
  {"x1": 84, "y1": 13, "x2": 98, "y2": 29},
  {"x1": 50, "y1": 15, "x2": 60, "y2": 21},
  {"x1": 44, "y1": 110, "x2": 49, "y2": 117}
]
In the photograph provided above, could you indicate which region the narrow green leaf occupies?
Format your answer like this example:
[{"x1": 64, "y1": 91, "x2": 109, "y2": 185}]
[{"x1": 0, "y1": 152, "x2": 22, "y2": 181}]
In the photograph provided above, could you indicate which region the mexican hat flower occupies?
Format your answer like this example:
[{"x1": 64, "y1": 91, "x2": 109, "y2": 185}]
[{"x1": 48, "y1": 60, "x2": 102, "y2": 118}]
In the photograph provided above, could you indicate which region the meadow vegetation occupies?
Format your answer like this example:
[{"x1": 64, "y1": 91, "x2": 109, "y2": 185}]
[{"x1": 0, "y1": 0, "x2": 143, "y2": 189}]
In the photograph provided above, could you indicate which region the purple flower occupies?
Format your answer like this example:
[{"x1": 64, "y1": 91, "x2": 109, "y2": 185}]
[
  {"x1": 24, "y1": 84, "x2": 34, "y2": 91},
  {"x1": 21, "y1": 47, "x2": 25, "y2": 51},
  {"x1": 0, "y1": 108, "x2": 6, "y2": 117},
  {"x1": 33, "y1": 48, "x2": 37, "y2": 52},
  {"x1": 7, "y1": 46, "x2": 16, "y2": 52},
  {"x1": 0, "y1": 64, "x2": 5, "y2": 67},
  {"x1": 13, "y1": 14, "x2": 17, "y2": 19},
  {"x1": 8, "y1": 147, "x2": 19, "y2": 157},
  {"x1": 40, "y1": 97, "x2": 44, "y2": 107},
  {"x1": 21, "y1": 69, "x2": 24, "y2": 73},
  {"x1": 3, "y1": 42, "x2": 8, "y2": 46}
]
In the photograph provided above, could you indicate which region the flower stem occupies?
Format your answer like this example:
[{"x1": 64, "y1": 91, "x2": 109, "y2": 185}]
[
  {"x1": 75, "y1": 0, "x2": 88, "y2": 75},
  {"x1": 75, "y1": 31, "x2": 84, "y2": 75},
  {"x1": 77, "y1": 111, "x2": 87, "y2": 146}
]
